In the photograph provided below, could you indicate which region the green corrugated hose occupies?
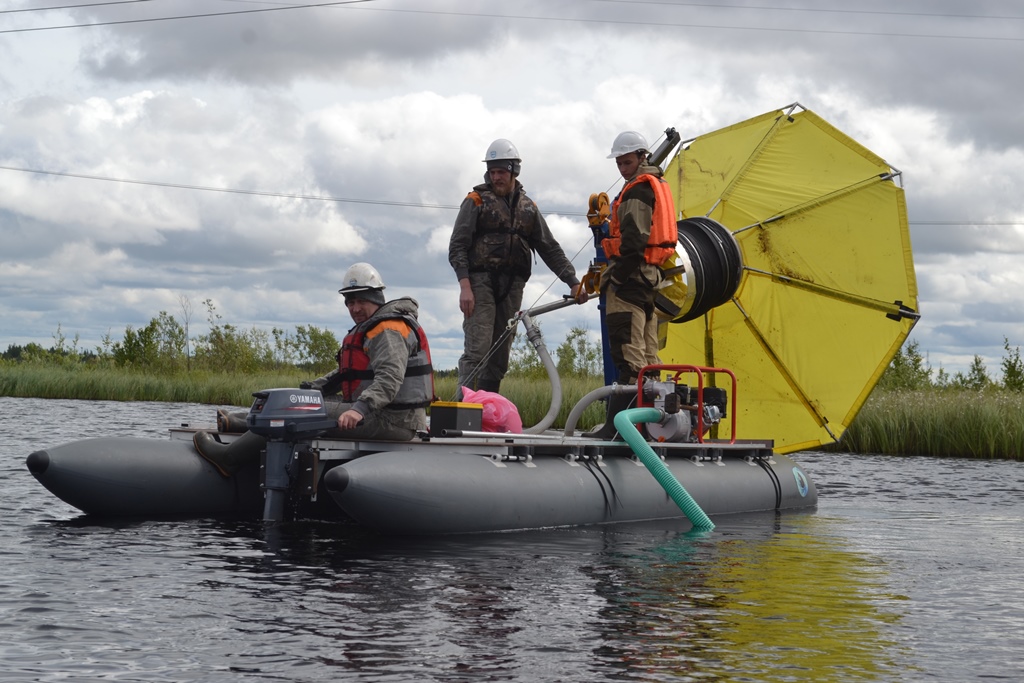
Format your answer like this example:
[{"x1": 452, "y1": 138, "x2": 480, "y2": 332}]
[{"x1": 614, "y1": 407, "x2": 715, "y2": 531}]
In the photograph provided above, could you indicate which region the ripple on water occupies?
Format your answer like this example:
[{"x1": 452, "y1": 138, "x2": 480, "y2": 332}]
[{"x1": 2, "y1": 399, "x2": 1023, "y2": 682}]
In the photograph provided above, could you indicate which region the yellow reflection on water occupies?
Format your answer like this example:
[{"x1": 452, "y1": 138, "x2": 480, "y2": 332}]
[{"x1": 590, "y1": 514, "x2": 909, "y2": 681}]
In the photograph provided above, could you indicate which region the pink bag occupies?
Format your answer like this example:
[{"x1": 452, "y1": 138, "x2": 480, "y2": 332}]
[{"x1": 461, "y1": 387, "x2": 523, "y2": 433}]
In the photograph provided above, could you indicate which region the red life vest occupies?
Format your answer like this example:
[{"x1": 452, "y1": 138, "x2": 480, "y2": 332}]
[
  {"x1": 602, "y1": 173, "x2": 677, "y2": 266},
  {"x1": 338, "y1": 313, "x2": 434, "y2": 409}
]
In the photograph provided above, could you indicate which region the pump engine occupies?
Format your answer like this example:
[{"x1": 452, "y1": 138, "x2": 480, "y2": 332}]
[{"x1": 645, "y1": 379, "x2": 728, "y2": 443}]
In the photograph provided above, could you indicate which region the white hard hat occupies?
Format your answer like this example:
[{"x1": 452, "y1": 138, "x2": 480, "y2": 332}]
[
  {"x1": 607, "y1": 130, "x2": 649, "y2": 159},
  {"x1": 339, "y1": 262, "x2": 386, "y2": 296},
  {"x1": 483, "y1": 138, "x2": 520, "y2": 162},
  {"x1": 483, "y1": 138, "x2": 522, "y2": 175}
]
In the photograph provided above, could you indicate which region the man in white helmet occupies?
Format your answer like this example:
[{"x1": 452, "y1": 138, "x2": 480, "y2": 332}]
[
  {"x1": 587, "y1": 131, "x2": 678, "y2": 439},
  {"x1": 448, "y1": 138, "x2": 586, "y2": 394},
  {"x1": 192, "y1": 263, "x2": 435, "y2": 477}
]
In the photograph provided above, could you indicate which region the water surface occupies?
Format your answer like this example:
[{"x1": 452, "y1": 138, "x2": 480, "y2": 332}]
[{"x1": 2, "y1": 397, "x2": 1021, "y2": 681}]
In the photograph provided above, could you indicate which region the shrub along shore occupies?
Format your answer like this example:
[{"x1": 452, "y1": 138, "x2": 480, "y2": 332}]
[{"x1": 2, "y1": 364, "x2": 1022, "y2": 459}]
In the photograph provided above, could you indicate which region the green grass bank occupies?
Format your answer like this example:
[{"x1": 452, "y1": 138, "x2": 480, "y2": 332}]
[
  {"x1": 835, "y1": 389, "x2": 1024, "y2": 459},
  {"x1": 0, "y1": 365, "x2": 607, "y2": 432}
]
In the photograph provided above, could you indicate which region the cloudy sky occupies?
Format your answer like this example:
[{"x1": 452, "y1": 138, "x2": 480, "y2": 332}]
[{"x1": 2, "y1": 0, "x2": 1022, "y2": 379}]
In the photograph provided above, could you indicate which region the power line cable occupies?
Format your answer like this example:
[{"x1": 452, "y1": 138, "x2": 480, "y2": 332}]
[
  {"x1": 2, "y1": 0, "x2": 1022, "y2": 40},
  {"x1": 0, "y1": 0, "x2": 374, "y2": 34},
  {"x1": 211, "y1": 0, "x2": 1024, "y2": 23},
  {"x1": 0, "y1": 0, "x2": 157, "y2": 14},
  {"x1": 0, "y1": 163, "x2": 461, "y2": 211},
  {"x1": 335, "y1": 5, "x2": 1024, "y2": 42},
  {"x1": 581, "y1": 0, "x2": 1024, "y2": 22},
  {"x1": 1, "y1": 163, "x2": 1018, "y2": 227}
]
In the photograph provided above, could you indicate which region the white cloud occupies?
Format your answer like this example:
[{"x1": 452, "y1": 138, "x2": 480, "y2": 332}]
[{"x1": 1, "y1": 1, "x2": 1022, "y2": 380}]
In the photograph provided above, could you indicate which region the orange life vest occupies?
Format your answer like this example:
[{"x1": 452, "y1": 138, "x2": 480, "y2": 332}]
[{"x1": 602, "y1": 174, "x2": 677, "y2": 265}]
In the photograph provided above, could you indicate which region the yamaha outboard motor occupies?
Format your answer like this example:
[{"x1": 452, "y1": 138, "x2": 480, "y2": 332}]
[{"x1": 246, "y1": 388, "x2": 336, "y2": 522}]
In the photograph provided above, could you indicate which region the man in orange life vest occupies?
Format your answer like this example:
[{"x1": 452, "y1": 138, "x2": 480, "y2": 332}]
[
  {"x1": 587, "y1": 131, "x2": 677, "y2": 439},
  {"x1": 193, "y1": 263, "x2": 434, "y2": 477},
  {"x1": 448, "y1": 138, "x2": 586, "y2": 395}
]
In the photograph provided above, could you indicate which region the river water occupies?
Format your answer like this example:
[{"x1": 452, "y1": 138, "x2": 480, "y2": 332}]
[{"x1": 1, "y1": 396, "x2": 1021, "y2": 682}]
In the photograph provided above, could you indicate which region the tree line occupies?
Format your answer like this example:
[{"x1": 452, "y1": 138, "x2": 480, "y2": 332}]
[
  {"x1": 4, "y1": 301, "x2": 1024, "y2": 391},
  {"x1": 876, "y1": 338, "x2": 1024, "y2": 392},
  {"x1": 2, "y1": 300, "x2": 338, "y2": 376},
  {"x1": 0, "y1": 301, "x2": 606, "y2": 380}
]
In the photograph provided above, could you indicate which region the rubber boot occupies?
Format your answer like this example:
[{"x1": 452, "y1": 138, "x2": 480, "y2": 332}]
[
  {"x1": 583, "y1": 392, "x2": 635, "y2": 440},
  {"x1": 193, "y1": 430, "x2": 267, "y2": 478},
  {"x1": 216, "y1": 409, "x2": 249, "y2": 434}
]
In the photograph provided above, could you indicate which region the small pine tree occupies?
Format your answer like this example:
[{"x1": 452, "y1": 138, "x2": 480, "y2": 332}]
[
  {"x1": 878, "y1": 339, "x2": 932, "y2": 390},
  {"x1": 1000, "y1": 337, "x2": 1024, "y2": 392},
  {"x1": 953, "y1": 354, "x2": 991, "y2": 391}
]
